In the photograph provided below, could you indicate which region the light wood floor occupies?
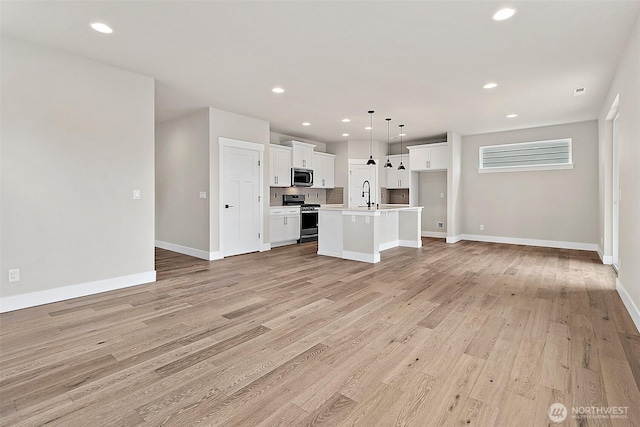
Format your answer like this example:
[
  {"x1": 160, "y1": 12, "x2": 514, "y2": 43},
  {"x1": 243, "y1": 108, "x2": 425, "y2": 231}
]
[{"x1": 1, "y1": 239, "x2": 639, "y2": 426}]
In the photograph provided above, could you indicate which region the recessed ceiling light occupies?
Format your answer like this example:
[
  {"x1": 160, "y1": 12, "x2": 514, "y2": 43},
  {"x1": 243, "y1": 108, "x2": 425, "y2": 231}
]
[
  {"x1": 365, "y1": 126, "x2": 372, "y2": 130},
  {"x1": 342, "y1": 118, "x2": 351, "y2": 123},
  {"x1": 272, "y1": 87, "x2": 285, "y2": 93},
  {"x1": 493, "y1": 7, "x2": 516, "y2": 21},
  {"x1": 302, "y1": 122, "x2": 310, "y2": 126},
  {"x1": 90, "y1": 22, "x2": 113, "y2": 34},
  {"x1": 342, "y1": 133, "x2": 349, "y2": 137},
  {"x1": 506, "y1": 114, "x2": 518, "y2": 118},
  {"x1": 483, "y1": 82, "x2": 498, "y2": 89}
]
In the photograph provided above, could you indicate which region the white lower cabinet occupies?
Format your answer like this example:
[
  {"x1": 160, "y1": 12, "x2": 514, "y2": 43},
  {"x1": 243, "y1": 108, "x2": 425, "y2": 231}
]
[{"x1": 270, "y1": 207, "x2": 301, "y2": 247}]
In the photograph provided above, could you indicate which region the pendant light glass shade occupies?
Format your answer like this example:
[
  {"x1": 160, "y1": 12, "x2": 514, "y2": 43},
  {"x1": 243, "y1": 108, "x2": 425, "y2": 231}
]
[
  {"x1": 366, "y1": 110, "x2": 376, "y2": 165},
  {"x1": 384, "y1": 118, "x2": 393, "y2": 168},
  {"x1": 398, "y1": 124, "x2": 406, "y2": 170}
]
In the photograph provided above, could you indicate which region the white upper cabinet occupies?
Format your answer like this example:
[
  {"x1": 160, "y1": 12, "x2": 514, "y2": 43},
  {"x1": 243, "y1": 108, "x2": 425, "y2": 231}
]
[
  {"x1": 282, "y1": 140, "x2": 315, "y2": 169},
  {"x1": 408, "y1": 143, "x2": 448, "y2": 171},
  {"x1": 269, "y1": 144, "x2": 292, "y2": 187},
  {"x1": 385, "y1": 154, "x2": 410, "y2": 188},
  {"x1": 312, "y1": 152, "x2": 335, "y2": 188}
]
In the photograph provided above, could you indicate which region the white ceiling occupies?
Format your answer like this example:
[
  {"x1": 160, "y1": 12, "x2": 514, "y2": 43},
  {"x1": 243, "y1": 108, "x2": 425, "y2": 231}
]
[{"x1": 2, "y1": 1, "x2": 639, "y2": 144}]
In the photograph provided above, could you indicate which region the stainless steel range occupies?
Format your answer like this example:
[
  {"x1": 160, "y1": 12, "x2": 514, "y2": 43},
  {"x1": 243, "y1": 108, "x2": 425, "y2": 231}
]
[{"x1": 282, "y1": 195, "x2": 319, "y2": 243}]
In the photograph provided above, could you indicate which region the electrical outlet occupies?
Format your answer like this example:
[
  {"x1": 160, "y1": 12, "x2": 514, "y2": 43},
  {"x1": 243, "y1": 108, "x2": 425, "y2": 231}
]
[
  {"x1": 480, "y1": 224, "x2": 485, "y2": 231},
  {"x1": 199, "y1": 192, "x2": 207, "y2": 199},
  {"x1": 437, "y1": 222, "x2": 444, "y2": 229},
  {"x1": 365, "y1": 216, "x2": 370, "y2": 224},
  {"x1": 351, "y1": 215, "x2": 356, "y2": 223},
  {"x1": 8, "y1": 269, "x2": 19, "y2": 282},
  {"x1": 441, "y1": 193, "x2": 445, "y2": 198}
]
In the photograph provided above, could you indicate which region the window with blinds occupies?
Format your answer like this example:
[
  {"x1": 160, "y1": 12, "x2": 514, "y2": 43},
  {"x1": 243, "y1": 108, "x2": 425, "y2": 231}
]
[{"x1": 478, "y1": 138, "x2": 573, "y2": 173}]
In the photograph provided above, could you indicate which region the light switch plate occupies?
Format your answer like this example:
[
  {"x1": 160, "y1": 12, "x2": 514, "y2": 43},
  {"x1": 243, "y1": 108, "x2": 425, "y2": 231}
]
[
  {"x1": 133, "y1": 190, "x2": 141, "y2": 200},
  {"x1": 199, "y1": 192, "x2": 207, "y2": 199}
]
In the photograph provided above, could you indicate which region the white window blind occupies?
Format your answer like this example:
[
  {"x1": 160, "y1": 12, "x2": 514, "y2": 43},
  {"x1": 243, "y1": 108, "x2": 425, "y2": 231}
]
[{"x1": 478, "y1": 138, "x2": 573, "y2": 173}]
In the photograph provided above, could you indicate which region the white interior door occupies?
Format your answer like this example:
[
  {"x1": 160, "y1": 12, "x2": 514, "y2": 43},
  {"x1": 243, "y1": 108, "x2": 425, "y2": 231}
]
[
  {"x1": 349, "y1": 162, "x2": 377, "y2": 208},
  {"x1": 222, "y1": 144, "x2": 261, "y2": 257},
  {"x1": 612, "y1": 113, "x2": 620, "y2": 270}
]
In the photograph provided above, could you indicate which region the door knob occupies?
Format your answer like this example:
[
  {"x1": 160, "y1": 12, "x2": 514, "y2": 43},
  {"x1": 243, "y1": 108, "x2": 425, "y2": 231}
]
[{"x1": 225, "y1": 204, "x2": 234, "y2": 208}]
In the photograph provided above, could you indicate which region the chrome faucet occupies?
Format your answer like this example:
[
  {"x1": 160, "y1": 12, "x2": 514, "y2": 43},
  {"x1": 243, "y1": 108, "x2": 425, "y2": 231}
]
[{"x1": 362, "y1": 180, "x2": 372, "y2": 209}]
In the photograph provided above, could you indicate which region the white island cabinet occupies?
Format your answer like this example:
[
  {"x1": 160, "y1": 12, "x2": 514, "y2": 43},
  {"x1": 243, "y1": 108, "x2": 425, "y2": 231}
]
[{"x1": 317, "y1": 205, "x2": 423, "y2": 263}]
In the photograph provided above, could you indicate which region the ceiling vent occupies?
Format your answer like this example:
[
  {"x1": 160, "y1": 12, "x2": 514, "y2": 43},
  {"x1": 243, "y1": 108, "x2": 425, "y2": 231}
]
[{"x1": 573, "y1": 87, "x2": 586, "y2": 96}]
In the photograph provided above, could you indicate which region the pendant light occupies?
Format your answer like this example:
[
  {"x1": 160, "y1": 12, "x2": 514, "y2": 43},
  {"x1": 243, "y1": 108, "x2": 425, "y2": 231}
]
[
  {"x1": 384, "y1": 118, "x2": 393, "y2": 168},
  {"x1": 398, "y1": 124, "x2": 406, "y2": 170},
  {"x1": 366, "y1": 110, "x2": 376, "y2": 165}
]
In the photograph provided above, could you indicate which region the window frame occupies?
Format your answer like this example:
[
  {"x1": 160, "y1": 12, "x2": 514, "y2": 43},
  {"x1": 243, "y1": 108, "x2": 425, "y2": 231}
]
[{"x1": 478, "y1": 138, "x2": 574, "y2": 173}]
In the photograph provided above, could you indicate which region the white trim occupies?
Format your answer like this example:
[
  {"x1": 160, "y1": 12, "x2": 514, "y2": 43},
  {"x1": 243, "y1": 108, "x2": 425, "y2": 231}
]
[
  {"x1": 616, "y1": 278, "x2": 640, "y2": 333},
  {"x1": 478, "y1": 163, "x2": 573, "y2": 174},
  {"x1": 422, "y1": 231, "x2": 447, "y2": 238},
  {"x1": 261, "y1": 243, "x2": 271, "y2": 252},
  {"x1": 379, "y1": 240, "x2": 400, "y2": 251},
  {"x1": 399, "y1": 239, "x2": 422, "y2": 248},
  {"x1": 342, "y1": 250, "x2": 380, "y2": 264},
  {"x1": 155, "y1": 240, "x2": 222, "y2": 261},
  {"x1": 218, "y1": 137, "x2": 265, "y2": 259},
  {"x1": 597, "y1": 246, "x2": 613, "y2": 265},
  {"x1": 0, "y1": 271, "x2": 156, "y2": 313},
  {"x1": 271, "y1": 241, "x2": 297, "y2": 248},
  {"x1": 317, "y1": 249, "x2": 343, "y2": 258},
  {"x1": 459, "y1": 234, "x2": 597, "y2": 251},
  {"x1": 446, "y1": 235, "x2": 463, "y2": 244}
]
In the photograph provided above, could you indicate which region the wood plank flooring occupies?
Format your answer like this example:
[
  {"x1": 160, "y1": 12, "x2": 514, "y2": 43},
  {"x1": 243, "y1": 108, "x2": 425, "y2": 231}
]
[{"x1": 1, "y1": 239, "x2": 639, "y2": 426}]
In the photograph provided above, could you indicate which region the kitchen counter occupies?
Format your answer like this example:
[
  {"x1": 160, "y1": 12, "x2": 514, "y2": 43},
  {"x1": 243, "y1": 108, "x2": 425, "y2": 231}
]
[{"x1": 317, "y1": 206, "x2": 423, "y2": 263}]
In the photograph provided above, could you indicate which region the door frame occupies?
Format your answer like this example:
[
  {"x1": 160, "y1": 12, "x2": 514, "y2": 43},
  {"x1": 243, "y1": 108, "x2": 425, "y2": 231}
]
[
  {"x1": 218, "y1": 137, "x2": 264, "y2": 258},
  {"x1": 612, "y1": 113, "x2": 620, "y2": 271}
]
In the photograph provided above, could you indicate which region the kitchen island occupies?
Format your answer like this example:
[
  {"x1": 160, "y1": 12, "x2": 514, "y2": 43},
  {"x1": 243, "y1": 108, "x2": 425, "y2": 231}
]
[{"x1": 317, "y1": 205, "x2": 423, "y2": 263}]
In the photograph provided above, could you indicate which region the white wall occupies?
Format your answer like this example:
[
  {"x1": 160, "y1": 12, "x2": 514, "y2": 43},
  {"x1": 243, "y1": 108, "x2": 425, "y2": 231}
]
[
  {"x1": 599, "y1": 15, "x2": 640, "y2": 328},
  {"x1": 1, "y1": 38, "x2": 155, "y2": 311},
  {"x1": 461, "y1": 121, "x2": 599, "y2": 246},
  {"x1": 156, "y1": 110, "x2": 210, "y2": 252},
  {"x1": 447, "y1": 131, "x2": 463, "y2": 240},
  {"x1": 209, "y1": 108, "x2": 270, "y2": 252}
]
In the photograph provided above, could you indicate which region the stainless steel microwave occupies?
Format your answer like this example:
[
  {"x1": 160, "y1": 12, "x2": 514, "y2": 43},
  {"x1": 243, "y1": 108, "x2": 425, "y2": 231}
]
[{"x1": 292, "y1": 167, "x2": 313, "y2": 187}]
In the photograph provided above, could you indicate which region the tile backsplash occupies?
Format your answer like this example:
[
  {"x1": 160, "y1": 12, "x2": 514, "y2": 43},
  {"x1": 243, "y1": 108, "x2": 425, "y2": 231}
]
[
  {"x1": 270, "y1": 187, "x2": 326, "y2": 206},
  {"x1": 381, "y1": 188, "x2": 410, "y2": 204},
  {"x1": 326, "y1": 187, "x2": 344, "y2": 205}
]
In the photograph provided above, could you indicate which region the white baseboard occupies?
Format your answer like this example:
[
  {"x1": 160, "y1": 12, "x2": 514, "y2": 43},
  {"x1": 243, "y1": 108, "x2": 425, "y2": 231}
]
[
  {"x1": 597, "y1": 246, "x2": 613, "y2": 265},
  {"x1": 155, "y1": 240, "x2": 221, "y2": 261},
  {"x1": 379, "y1": 240, "x2": 400, "y2": 251},
  {"x1": 422, "y1": 231, "x2": 447, "y2": 238},
  {"x1": 317, "y1": 249, "x2": 342, "y2": 258},
  {"x1": 342, "y1": 250, "x2": 380, "y2": 264},
  {"x1": 459, "y1": 234, "x2": 598, "y2": 251},
  {"x1": 616, "y1": 278, "x2": 640, "y2": 333},
  {"x1": 0, "y1": 271, "x2": 156, "y2": 313},
  {"x1": 446, "y1": 235, "x2": 463, "y2": 244},
  {"x1": 261, "y1": 243, "x2": 271, "y2": 252},
  {"x1": 271, "y1": 240, "x2": 297, "y2": 248},
  {"x1": 400, "y1": 239, "x2": 422, "y2": 248}
]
